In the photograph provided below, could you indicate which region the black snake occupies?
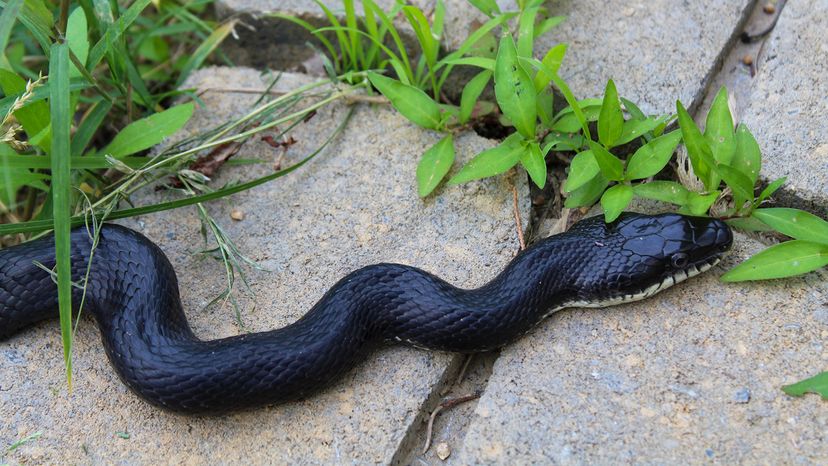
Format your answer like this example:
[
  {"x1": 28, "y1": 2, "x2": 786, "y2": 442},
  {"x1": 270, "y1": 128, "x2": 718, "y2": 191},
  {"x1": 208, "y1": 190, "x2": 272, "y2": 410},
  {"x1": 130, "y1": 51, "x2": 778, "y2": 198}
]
[{"x1": 0, "y1": 212, "x2": 732, "y2": 413}]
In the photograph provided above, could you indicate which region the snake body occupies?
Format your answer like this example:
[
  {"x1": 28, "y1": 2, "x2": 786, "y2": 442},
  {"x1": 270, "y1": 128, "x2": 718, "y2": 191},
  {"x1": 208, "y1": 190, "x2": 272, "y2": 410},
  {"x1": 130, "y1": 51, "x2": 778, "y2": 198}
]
[{"x1": 0, "y1": 213, "x2": 731, "y2": 413}]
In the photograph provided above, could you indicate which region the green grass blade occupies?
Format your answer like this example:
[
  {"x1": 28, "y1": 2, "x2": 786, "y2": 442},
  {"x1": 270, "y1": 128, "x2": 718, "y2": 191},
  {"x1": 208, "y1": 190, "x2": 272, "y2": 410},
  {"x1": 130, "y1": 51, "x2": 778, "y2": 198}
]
[
  {"x1": 174, "y1": 19, "x2": 238, "y2": 88},
  {"x1": 87, "y1": 0, "x2": 152, "y2": 70},
  {"x1": 48, "y1": 42, "x2": 75, "y2": 387},
  {"x1": 2, "y1": 154, "x2": 150, "y2": 169},
  {"x1": 0, "y1": 0, "x2": 23, "y2": 67},
  {"x1": 71, "y1": 99, "x2": 112, "y2": 155}
]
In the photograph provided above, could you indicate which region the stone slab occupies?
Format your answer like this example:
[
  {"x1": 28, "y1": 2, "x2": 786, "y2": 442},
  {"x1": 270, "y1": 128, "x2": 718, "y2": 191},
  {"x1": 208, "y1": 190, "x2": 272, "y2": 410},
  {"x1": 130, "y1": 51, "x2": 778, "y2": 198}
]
[
  {"x1": 0, "y1": 68, "x2": 530, "y2": 464},
  {"x1": 457, "y1": 229, "x2": 827, "y2": 464},
  {"x1": 740, "y1": 0, "x2": 828, "y2": 214}
]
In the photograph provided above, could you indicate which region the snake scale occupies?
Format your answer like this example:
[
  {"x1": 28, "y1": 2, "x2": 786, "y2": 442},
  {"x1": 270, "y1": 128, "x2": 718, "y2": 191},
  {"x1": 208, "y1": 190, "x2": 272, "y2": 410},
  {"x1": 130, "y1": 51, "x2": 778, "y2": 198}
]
[{"x1": 0, "y1": 212, "x2": 732, "y2": 413}]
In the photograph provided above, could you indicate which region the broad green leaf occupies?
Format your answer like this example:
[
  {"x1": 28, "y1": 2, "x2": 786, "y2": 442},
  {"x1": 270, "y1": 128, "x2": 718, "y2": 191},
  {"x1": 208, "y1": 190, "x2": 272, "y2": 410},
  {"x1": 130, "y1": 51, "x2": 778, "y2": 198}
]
[
  {"x1": 682, "y1": 191, "x2": 719, "y2": 216},
  {"x1": 49, "y1": 42, "x2": 74, "y2": 386},
  {"x1": 533, "y1": 43, "x2": 566, "y2": 91},
  {"x1": 66, "y1": 7, "x2": 89, "y2": 78},
  {"x1": 368, "y1": 72, "x2": 441, "y2": 129},
  {"x1": 716, "y1": 163, "x2": 754, "y2": 207},
  {"x1": 704, "y1": 86, "x2": 736, "y2": 167},
  {"x1": 616, "y1": 116, "x2": 667, "y2": 146},
  {"x1": 782, "y1": 371, "x2": 828, "y2": 400},
  {"x1": 102, "y1": 103, "x2": 195, "y2": 158},
  {"x1": 517, "y1": 6, "x2": 539, "y2": 58},
  {"x1": 755, "y1": 177, "x2": 786, "y2": 206},
  {"x1": 753, "y1": 208, "x2": 828, "y2": 245},
  {"x1": 633, "y1": 181, "x2": 690, "y2": 205},
  {"x1": 677, "y1": 100, "x2": 714, "y2": 190},
  {"x1": 494, "y1": 33, "x2": 537, "y2": 139},
  {"x1": 620, "y1": 97, "x2": 646, "y2": 121},
  {"x1": 721, "y1": 240, "x2": 828, "y2": 282},
  {"x1": 416, "y1": 135, "x2": 455, "y2": 197},
  {"x1": 598, "y1": 79, "x2": 624, "y2": 148},
  {"x1": 448, "y1": 134, "x2": 523, "y2": 185},
  {"x1": 520, "y1": 141, "x2": 546, "y2": 188},
  {"x1": 459, "y1": 70, "x2": 492, "y2": 124},
  {"x1": 564, "y1": 173, "x2": 608, "y2": 208},
  {"x1": 601, "y1": 184, "x2": 633, "y2": 222},
  {"x1": 588, "y1": 140, "x2": 624, "y2": 181},
  {"x1": 542, "y1": 131, "x2": 583, "y2": 152},
  {"x1": 625, "y1": 130, "x2": 682, "y2": 180},
  {"x1": 564, "y1": 150, "x2": 600, "y2": 193},
  {"x1": 733, "y1": 124, "x2": 762, "y2": 184}
]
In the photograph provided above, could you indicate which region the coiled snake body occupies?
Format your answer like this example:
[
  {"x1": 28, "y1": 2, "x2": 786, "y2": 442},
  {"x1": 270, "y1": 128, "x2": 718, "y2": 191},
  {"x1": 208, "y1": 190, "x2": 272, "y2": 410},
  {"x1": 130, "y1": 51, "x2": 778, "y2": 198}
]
[{"x1": 0, "y1": 213, "x2": 731, "y2": 413}]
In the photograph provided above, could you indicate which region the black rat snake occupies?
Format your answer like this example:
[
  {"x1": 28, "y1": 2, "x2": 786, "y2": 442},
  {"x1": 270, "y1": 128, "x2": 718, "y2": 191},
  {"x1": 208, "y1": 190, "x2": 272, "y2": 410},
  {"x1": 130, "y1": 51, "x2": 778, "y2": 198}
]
[{"x1": 0, "y1": 212, "x2": 731, "y2": 413}]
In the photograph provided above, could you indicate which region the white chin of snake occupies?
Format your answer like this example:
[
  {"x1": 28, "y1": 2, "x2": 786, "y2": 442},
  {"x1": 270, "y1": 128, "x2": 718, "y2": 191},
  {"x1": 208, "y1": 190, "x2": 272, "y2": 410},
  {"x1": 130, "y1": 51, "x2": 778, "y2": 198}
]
[{"x1": 546, "y1": 257, "x2": 722, "y2": 317}]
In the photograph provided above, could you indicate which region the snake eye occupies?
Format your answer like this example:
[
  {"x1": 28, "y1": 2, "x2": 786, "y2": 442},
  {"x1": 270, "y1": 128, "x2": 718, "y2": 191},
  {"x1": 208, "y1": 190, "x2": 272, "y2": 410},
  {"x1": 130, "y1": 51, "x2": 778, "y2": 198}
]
[{"x1": 671, "y1": 253, "x2": 689, "y2": 268}]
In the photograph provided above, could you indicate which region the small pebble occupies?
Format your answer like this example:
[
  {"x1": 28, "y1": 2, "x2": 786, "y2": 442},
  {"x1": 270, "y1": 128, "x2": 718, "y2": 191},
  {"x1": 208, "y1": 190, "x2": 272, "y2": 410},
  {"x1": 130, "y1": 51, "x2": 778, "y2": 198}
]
[
  {"x1": 230, "y1": 209, "x2": 245, "y2": 221},
  {"x1": 734, "y1": 388, "x2": 751, "y2": 403},
  {"x1": 436, "y1": 442, "x2": 451, "y2": 460},
  {"x1": 763, "y1": 3, "x2": 775, "y2": 14},
  {"x1": 742, "y1": 54, "x2": 754, "y2": 66}
]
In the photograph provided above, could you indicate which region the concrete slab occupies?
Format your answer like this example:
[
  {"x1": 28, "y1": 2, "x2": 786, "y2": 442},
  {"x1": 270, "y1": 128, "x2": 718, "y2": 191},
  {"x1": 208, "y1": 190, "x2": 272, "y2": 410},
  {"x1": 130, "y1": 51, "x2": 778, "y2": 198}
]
[
  {"x1": 457, "y1": 228, "x2": 827, "y2": 464},
  {"x1": 0, "y1": 68, "x2": 530, "y2": 464},
  {"x1": 740, "y1": 0, "x2": 828, "y2": 215}
]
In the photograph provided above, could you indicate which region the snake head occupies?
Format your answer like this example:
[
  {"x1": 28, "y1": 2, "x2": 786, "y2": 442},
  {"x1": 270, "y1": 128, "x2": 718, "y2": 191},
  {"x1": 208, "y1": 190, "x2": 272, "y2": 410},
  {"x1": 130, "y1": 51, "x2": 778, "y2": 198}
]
[{"x1": 566, "y1": 213, "x2": 733, "y2": 307}]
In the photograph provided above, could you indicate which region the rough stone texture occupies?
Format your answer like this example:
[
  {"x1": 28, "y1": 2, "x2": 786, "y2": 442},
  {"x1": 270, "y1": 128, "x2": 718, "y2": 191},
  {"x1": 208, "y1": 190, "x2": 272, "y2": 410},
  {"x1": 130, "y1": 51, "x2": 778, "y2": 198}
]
[
  {"x1": 0, "y1": 68, "x2": 530, "y2": 464},
  {"x1": 457, "y1": 229, "x2": 828, "y2": 464},
  {"x1": 741, "y1": 0, "x2": 828, "y2": 214}
]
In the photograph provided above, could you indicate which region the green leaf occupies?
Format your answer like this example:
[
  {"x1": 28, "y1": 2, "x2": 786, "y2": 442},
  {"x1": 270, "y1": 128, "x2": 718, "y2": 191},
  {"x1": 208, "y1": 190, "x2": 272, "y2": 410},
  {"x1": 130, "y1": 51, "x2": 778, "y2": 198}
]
[
  {"x1": 535, "y1": 16, "x2": 565, "y2": 38},
  {"x1": 533, "y1": 44, "x2": 566, "y2": 91},
  {"x1": 520, "y1": 141, "x2": 546, "y2": 188},
  {"x1": 733, "y1": 124, "x2": 762, "y2": 184},
  {"x1": 102, "y1": 103, "x2": 195, "y2": 158},
  {"x1": 368, "y1": 72, "x2": 442, "y2": 129},
  {"x1": 0, "y1": 0, "x2": 23, "y2": 68},
  {"x1": 564, "y1": 173, "x2": 608, "y2": 209},
  {"x1": 704, "y1": 87, "x2": 736, "y2": 167},
  {"x1": 683, "y1": 191, "x2": 719, "y2": 216},
  {"x1": 494, "y1": 33, "x2": 537, "y2": 139},
  {"x1": 625, "y1": 130, "x2": 682, "y2": 180},
  {"x1": 87, "y1": 0, "x2": 152, "y2": 70},
  {"x1": 0, "y1": 69, "x2": 51, "y2": 151},
  {"x1": 616, "y1": 116, "x2": 668, "y2": 146},
  {"x1": 442, "y1": 57, "x2": 495, "y2": 70},
  {"x1": 588, "y1": 140, "x2": 624, "y2": 181},
  {"x1": 564, "y1": 150, "x2": 600, "y2": 193},
  {"x1": 460, "y1": 70, "x2": 491, "y2": 124},
  {"x1": 71, "y1": 99, "x2": 112, "y2": 156},
  {"x1": 721, "y1": 240, "x2": 828, "y2": 282},
  {"x1": 677, "y1": 100, "x2": 714, "y2": 190},
  {"x1": 782, "y1": 372, "x2": 828, "y2": 400},
  {"x1": 716, "y1": 163, "x2": 754, "y2": 207},
  {"x1": 416, "y1": 135, "x2": 455, "y2": 197},
  {"x1": 601, "y1": 184, "x2": 633, "y2": 222},
  {"x1": 175, "y1": 19, "x2": 237, "y2": 88},
  {"x1": 448, "y1": 134, "x2": 523, "y2": 185},
  {"x1": 48, "y1": 42, "x2": 74, "y2": 387},
  {"x1": 620, "y1": 97, "x2": 646, "y2": 121},
  {"x1": 542, "y1": 131, "x2": 583, "y2": 152},
  {"x1": 536, "y1": 90, "x2": 554, "y2": 128},
  {"x1": 403, "y1": 6, "x2": 438, "y2": 69},
  {"x1": 598, "y1": 79, "x2": 624, "y2": 148},
  {"x1": 66, "y1": 7, "x2": 89, "y2": 78},
  {"x1": 517, "y1": 6, "x2": 540, "y2": 58},
  {"x1": 466, "y1": 0, "x2": 500, "y2": 16},
  {"x1": 753, "y1": 208, "x2": 828, "y2": 245},
  {"x1": 633, "y1": 181, "x2": 690, "y2": 205},
  {"x1": 755, "y1": 177, "x2": 786, "y2": 206}
]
